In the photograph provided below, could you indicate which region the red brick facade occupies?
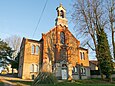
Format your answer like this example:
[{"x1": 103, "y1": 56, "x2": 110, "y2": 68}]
[{"x1": 18, "y1": 4, "x2": 90, "y2": 80}]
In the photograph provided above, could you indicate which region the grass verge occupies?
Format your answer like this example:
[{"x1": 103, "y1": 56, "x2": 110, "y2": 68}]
[
  {"x1": 0, "y1": 82, "x2": 4, "y2": 86},
  {"x1": 5, "y1": 78, "x2": 115, "y2": 86},
  {"x1": 32, "y1": 78, "x2": 115, "y2": 86},
  {"x1": 7, "y1": 80, "x2": 33, "y2": 85}
]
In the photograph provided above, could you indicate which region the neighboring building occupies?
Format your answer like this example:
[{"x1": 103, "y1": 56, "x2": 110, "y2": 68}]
[
  {"x1": 89, "y1": 61, "x2": 115, "y2": 78},
  {"x1": 2, "y1": 64, "x2": 18, "y2": 74},
  {"x1": 7, "y1": 64, "x2": 13, "y2": 73},
  {"x1": 18, "y1": 4, "x2": 90, "y2": 80},
  {"x1": 89, "y1": 60, "x2": 98, "y2": 70},
  {"x1": 18, "y1": 38, "x2": 42, "y2": 79},
  {"x1": 113, "y1": 63, "x2": 115, "y2": 71}
]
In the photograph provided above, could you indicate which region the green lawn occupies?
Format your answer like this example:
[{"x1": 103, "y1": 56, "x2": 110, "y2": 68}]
[
  {"x1": 35, "y1": 80, "x2": 115, "y2": 86},
  {"x1": 31, "y1": 83, "x2": 115, "y2": 86},
  {"x1": 0, "y1": 82, "x2": 4, "y2": 86},
  {"x1": 7, "y1": 80, "x2": 33, "y2": 85},
  {"x1": 32, "y1": 78, "x2": 115, "y2": 86},
  {"x1": 6, "y1": 78, "x2": 115, "y2": 86}
]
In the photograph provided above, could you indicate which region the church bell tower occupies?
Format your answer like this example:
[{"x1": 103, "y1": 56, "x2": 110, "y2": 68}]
[{"x1": 55, "y1": 3, "x2": 68, "y2": 27}]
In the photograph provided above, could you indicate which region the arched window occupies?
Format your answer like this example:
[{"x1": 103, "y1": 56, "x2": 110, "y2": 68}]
[
  {"x1": 80, "y1": 52, "x2": 82, "y2": 60},
  {"x1": 74, "y1": 67, "x2": 78, "y2": 73},
  {"x1": 83, "y1": 52, "x2": 85, "y2": 60},
  {"x1": 80, "y1": 52, "x2": 85, "y2": 60},
  {"x1": 30, "y1": 64, "x2": 34, "y2": 72},
  {"x1": 34, "y1": 64, "x2": 38, "y2": 72},
  {"x1": 35, "y1": 46, "x2": 39, "y2": 55},
  {"x1": 60, "y1": 32, "x2": 65, "y2": 44},
  {"x1": 81, "y1": 67, "x2": 86, "y2": 75},
  {"x1": 81, "y1": 68, "x2": 84, "y2": 75},
  {"x1": 37, "y1": 65, "x2": 39, "y2": 72},
  {"x1": 31, "y1": 45, "x2": 35, "y2": 54},
  {"x1": 72, "y1": 67, "x2": 78, "y2": 74},
  {"x1": 60, "y1": 10, "x2": 64, "y2": 18},
  {"x1": 83, "y1": 68, "x2": 86, "y2": 75}
]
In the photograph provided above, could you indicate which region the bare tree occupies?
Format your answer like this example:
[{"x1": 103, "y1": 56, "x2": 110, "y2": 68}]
[
  {"x1": 72, "y1": 0, "x2": 104, "y2": 57},
  {"x1": 106, "y1": 0, "x2": 115, "y2": 59},
  {"x1": 5, "y1": 35, "x2": 21, "y2": 60},
  {"x1": 71, "y1": 0, "x2": 113, "y2": 80},
  {"x1": 72, "y1": 0, "x2": 104, "y2": 50}
]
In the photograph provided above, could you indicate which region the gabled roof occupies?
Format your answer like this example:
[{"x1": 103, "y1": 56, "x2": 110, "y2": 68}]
[
  {"x1": 22, "y1": 37, "x2": 42, "y2": 43},
  {"x1": 43, "y1": 26, "x2": 56, "y2": 36},
  {"x1": 26, "y1": 38, "x2": 42, "y2": 42},
  {"x1": 89, "y1": 60, "x2": 98, "y2": 66},
  {"x1": 79, "y1": 47, "x2": 88, "y2": 51},
  {"x1": 66, "y1": 29, "x2": 80, "y2": 44},
  {"x1": 56, "y1": 3, "x2": 66, "y2": 11},
  {"x1": 20, "y1": 37, "x2": 42, "y2": 50},
  {"x1": 43, "y1": 25, "x2": 80, "y2": 45}
]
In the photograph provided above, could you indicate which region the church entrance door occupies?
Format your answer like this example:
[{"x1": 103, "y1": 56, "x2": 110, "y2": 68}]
[{"x1": 62, "y1": 68, "x2": 67, "y2": 79}]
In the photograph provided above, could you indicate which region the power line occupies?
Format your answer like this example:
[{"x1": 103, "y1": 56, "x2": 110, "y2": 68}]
[{"x1": 32, "y1": 0, "x2": 48, "y2": 38}]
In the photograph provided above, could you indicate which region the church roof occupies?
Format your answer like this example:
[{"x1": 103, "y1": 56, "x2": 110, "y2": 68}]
[
  {"x1": 89, "y1": 60, "x2": 98, "y2": 66},
  {"x1": 79, "y1": 47, "x2": 88, "y2": 51},
  {"x1": 56, "y1": 3, "x2": 66, "y2": 11},
  {"x1": 23, "y1": 37, "x2": 42, "y2": 43}
]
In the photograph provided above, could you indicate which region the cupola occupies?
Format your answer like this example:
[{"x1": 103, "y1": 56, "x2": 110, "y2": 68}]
[{"x1": 55, "y1": 3, "x2": 68, "y2": 27}]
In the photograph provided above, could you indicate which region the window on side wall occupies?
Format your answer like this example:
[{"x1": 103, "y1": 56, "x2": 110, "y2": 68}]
[
  {"x1": 72, "y1": 67, "x2": 78, "y2": 74},
  {"x1": 35, "y1": 46, "x2": 39, "y2": 55},
  {"x1": 30, "y1": 64, "x2": 34, "y2": 72},
  {"x1": 34, "y1": 64, "x2": 38, "y2": 72},
  {"x1": 81, "y1": 68, "x2": 83, "y2": 75},
  {"x1": 37, "y1": 65, "x2": 39, "y2": 72},
  {"x1": 31, "y1": 45, "x2": 35, "y2": 54},
  {"x1": 80, "y1": 52, "x2": 82, "y2": 60},
  {"x1": 80, "y1": 52, "x2": 85, "y2": 60},
  {"x1": 83, "y1": 52, "x2": 85, "y2": 60},
  {"x1": 83, "y1": 68, "x2": 86, "y2": 75},
  {"x1": 81, "y1": 67, "x2": 86, "y2": 75}
]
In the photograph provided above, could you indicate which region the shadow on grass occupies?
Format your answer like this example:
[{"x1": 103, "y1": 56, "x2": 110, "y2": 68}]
[
  {"x1": 30, "y1": 79, "x2": 115, "y2": 86},
  {"x1": 5, "y1": 78, "x2": 115, "y2": 86},
  {"x1": 0, "y1": 82, "x2": 4, "y2": 86},
  {"x1": 7, "y1": 80, "x2": 33, "y2": 85}
]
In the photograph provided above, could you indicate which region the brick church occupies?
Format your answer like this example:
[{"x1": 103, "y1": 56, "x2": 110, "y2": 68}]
[{"x1": 18, "y1": 4, "x2": 90, "y2": 80}]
